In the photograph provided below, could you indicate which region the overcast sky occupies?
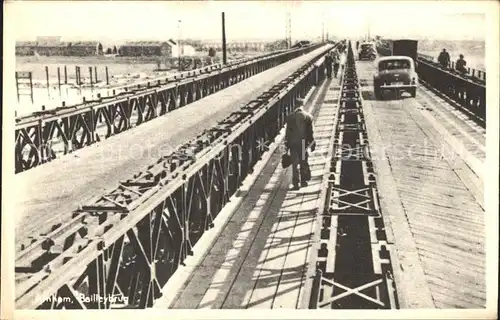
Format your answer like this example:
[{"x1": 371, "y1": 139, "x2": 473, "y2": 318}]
[{"x1": 7, "y1": 1, "x2": 488, "y2": 43}]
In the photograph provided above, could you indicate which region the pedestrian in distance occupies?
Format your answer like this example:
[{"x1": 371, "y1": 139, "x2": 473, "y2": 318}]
[
  {"x1": 285, "y1": 102, "x2": 316, "y2": 190},
  {"x1": 332, "y1": 50, "x2": 340, "y2": 78},
  {"x1": 325, "y1": 52, "x2": 334, "y2": 79},
  {"x1": 456, "y1": 54, "x2": 468, "y2": 74},
  {"x1": 339, "y1": 49, "x2": 347, "y2": 77},
  {"x1": 437, "y1": 48, "x2": 450, "y2": 69}
]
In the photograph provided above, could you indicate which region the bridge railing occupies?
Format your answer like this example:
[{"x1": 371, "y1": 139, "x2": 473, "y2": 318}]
[
  {"x1": 417, "y1": 54, "x2": 486, "y2": 83},
  {"x1": 15, "y1": 43, "x2": 337, "y2": 310},
  {"x1": 14, "y1": 44, "x2": 322, "y2": 174},
  {"x1": 416, "y1": 58, "x2": 486, "y2": 127}
]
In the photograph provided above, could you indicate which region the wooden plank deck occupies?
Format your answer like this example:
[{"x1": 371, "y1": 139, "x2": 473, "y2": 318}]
[
  {"x1": 164, "y1": 80, "x2": 340, "y2": 309},
  {"x1": 358, "y1": 59, "x2": 485, "y2": 309}
]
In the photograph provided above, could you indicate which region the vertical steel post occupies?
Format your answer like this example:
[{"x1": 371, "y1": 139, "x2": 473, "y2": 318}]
[{"x1": 222, "y1": 12, "x2": 227, "y2": 65}]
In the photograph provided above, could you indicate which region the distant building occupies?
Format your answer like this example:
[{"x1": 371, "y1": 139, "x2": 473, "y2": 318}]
[
  {"x1": 66, "y1": 41, "x2": 103, "y2": 56},
  {"x1": 15, "y1": 38, "x2": 104, "y2": 56},
  {"x1": 15, "y1": 41, "x2": 38, "y2": 56},
  {"x1": 32, "y1": 41, "x2": 68, "y2": 56},
  {"x1": 119, "y1": 41, "x2": 173, "y2": 57},
  {"x1": 170, "y1": 41, "x2": 197, "y2": 57},
  {"x1": 33, "y1": 36, "x2": 66, "y2": 56}
]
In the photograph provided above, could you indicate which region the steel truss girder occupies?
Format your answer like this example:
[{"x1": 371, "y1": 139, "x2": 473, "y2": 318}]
[
  {"x1": 15, "y1": 43, "x2": 336, "y2": 309},
  {"x1": 304, "y1": 41, "x2": 400, "y2": 310},
  {"x1": 14, "y1": 44, "x2": 324, "y2": 174}
]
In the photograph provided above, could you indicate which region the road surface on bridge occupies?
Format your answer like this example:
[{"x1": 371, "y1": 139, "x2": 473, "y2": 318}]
[
  {"x1": 357, "y1": 58, "x2": 485, "y2": 308},
  {"x1": 14, "y1": 45, "x2": 330, "y2": 245},
  {"x1": 155, "y1": 52, "x2": 485, "y2": 309}
]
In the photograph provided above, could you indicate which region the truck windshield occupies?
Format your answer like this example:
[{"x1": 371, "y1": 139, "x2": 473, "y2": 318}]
[
  {"x1": 361, "y1": 44, "x2": 372, "y2": 50},
  {"x1": 379, "y1": 59, "x2": 411, "y2": 71}
]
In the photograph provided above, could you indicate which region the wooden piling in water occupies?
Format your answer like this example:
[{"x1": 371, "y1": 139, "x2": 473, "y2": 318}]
[
  {"x1": 64, "y1": 65, "x2": 68, "y2": 84},
  {"x1": 57, "y1": 67, "x2": 61, "y2": 95},
  {"x1": 45, "y1": 66, "x2": 50, "y2": 98},
  {"x1": 94, "y1": 66, "x2": 98, "y2": 83},
  {"x1": 89, "y1": 66, "x2": 93, "y2": 89},
  {"x1": 105, "y1": 66, "x2": 109, "y2": 85}
]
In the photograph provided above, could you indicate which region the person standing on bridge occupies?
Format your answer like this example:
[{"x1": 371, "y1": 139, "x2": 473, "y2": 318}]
[
  {"x1": 285, "y1": 102, "x2": 316, "y2": 190},
  {"x1": 456, "y1": 54, "x2": 468, "y2": 74},
  {"x1": 332, "y1": 50, "x2": 340, "y2": 78},
  {"x1": 325, "y1": 52, "x2": 334, "y2": 78},
  {"x1": 437, "y1": 49, "x2": 450, "y2": 68},
  {"x1": 339, "y1": 49, "x2": 347, "y2": 77}
]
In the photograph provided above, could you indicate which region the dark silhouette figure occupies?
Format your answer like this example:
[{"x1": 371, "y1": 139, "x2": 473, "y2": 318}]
[
  {"x1": 437, "y1": 48, "x2": 450, "y2": 68},
  {"x1": 456, "y1": 54, "x2": 468, "y2": 74},
  {"x1": 285, "y1": 105, "x2": 315, "y2": 190},
  {"x1": 325, "y1": 53, "x2": 334, "y2": 78}
]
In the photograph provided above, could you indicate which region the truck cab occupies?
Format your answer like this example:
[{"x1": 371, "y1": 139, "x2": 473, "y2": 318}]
[{"x1": 358, "y1": 42, "x2": 377, "y2": 61}]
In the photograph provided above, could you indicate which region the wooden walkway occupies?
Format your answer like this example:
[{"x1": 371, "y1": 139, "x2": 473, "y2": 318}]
[
  {"x1": 357, "y1": 60, "x2": 486, "y2": 309},
  {"x1": 159, "y1": 79, "x2": 341, "y2": 309}
]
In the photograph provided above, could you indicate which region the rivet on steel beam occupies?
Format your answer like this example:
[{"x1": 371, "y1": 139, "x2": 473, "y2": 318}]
[{"x1": 97, "y1": 239, "x2": 105, "y2": 250}]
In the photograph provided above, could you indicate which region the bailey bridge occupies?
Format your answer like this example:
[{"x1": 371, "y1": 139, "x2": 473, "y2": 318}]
[{"x1": 12, "y1": 40, "x2": 488, "y2": 311}]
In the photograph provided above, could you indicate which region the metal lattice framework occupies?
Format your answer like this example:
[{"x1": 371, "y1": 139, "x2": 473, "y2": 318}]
[
  {"x1": 300, "y1": 41, "x2": 399, "y2": 310},
  {"x1": 14, "y1": 44, "x2": 322, "y2": 174},
  {"x1": 15, "y1": 43, "x2": 337, "y2": 310}
]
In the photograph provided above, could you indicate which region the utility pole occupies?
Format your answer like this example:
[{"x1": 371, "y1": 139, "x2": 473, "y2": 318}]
[
  {"x1": 177, "y1": 19, "x2": 182, "y2": 71},
  {"x1": 321, "y1": 12, "x2": 325, "y2": 43},
  {"x1": 286, "y1": 11, "x2": 291, "y2": 49},
  {"x1": 222, "y1": 12, "x2": 227, "y2": 64}
]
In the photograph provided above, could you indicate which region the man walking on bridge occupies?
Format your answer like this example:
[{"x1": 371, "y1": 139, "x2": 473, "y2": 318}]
[
  {"x1": 285, "y1": 102, "x2": 316, "y2": 190},
  {"x1": 325, "y1": 52, "x2": 334, "y2": 78},
  {"x1": 332, "y1": 50, "x2": 340, "y2": 78}
]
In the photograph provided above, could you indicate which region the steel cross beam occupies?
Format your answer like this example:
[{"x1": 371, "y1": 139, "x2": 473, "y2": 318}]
[
  {"x1": 15, "y1": 43, "x2": 337, "y2": 309},
  {"x1": 14, "y1": 44, "x2": 323, "y2": 174}
]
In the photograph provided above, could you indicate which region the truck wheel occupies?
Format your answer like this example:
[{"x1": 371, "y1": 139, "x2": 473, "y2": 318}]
[
  {"x1": 410, "y1": 88, "x2": 417, "y2": 98},
  {"x1": 374, "y1": 88, "x2": 382, "y2": 100}
]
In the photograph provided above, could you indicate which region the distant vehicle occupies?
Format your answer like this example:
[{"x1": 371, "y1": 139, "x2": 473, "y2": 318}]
[
  {"x1": 373, "y1": 56, "x2": 418, "y2": 99},
  {"x1": 373, "y1": 39, "x2": 419, "y2": 99},
  {"x1": 291, "y1": 40, "x2": 311, "y2": 49},
  {"x1": 358, "y1": 42, "x2": 377, "y2": 60}
]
